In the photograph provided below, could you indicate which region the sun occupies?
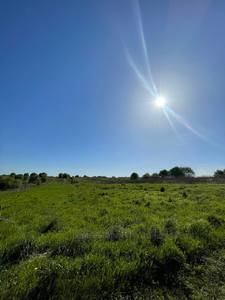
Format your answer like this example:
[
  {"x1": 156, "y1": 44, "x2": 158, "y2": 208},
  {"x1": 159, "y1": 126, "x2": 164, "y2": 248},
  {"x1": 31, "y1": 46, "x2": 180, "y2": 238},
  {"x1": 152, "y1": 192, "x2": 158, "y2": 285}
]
[{"x1": 155, "y1": 96, "x2": 166, "y2": 108}]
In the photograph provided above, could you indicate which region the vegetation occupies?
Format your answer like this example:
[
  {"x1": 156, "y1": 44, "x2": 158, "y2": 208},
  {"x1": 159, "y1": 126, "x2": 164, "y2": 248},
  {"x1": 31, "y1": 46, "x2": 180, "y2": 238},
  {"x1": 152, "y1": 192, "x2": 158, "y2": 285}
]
[
  {"x1": 1, "y1": 181, "x2": 225, "y2": 298},
  {"x1": 0, "y1": 173, "x2": 48, "y2": 191}
]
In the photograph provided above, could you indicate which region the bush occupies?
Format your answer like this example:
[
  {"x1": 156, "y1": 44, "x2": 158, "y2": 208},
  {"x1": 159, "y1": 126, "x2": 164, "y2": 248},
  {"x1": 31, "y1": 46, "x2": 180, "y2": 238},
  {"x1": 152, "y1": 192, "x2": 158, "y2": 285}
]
[
  {"x1": 107, "y1": 226, "x2": 124, "y2": 242},
  {"x1": 39, "y1": 173, "x2": 47, "y2": 183},
  {"x1": 207, "y1": 215, "x2": 223, "y2": 227},
  {"x1": 164, "y1": 219, "x2": 176, "y2": 235},
  {"x1": 150, "y1": 228, "x2": 164, "y2": 247},
  {"x1": 38, "y1": 219, "x2": 59, "y2": 234},
  {"x1": 29, "y1": 173, "x2": 39, "y2": 184},
  {"x1": 188, "y1": 220, "x2": 212, "y2": 240},
  {"x1": 176, "y1": 235, "x2": 204, "y2": 263},
  {"x1": 155, "y1": 240, "x2": 185, "y2": 285},
  {"x1": 130, "y1": 173, "x2": 139, "y2": 180},
  {"x1": 0, "y1": 237, "x2": 34, "y2": 265},
  {"x1": 0, "y1": 176, "x2": 21, "y2": 190},
  {"x1": 142, "y1": 173, "x2": 150, "y2": 179}
]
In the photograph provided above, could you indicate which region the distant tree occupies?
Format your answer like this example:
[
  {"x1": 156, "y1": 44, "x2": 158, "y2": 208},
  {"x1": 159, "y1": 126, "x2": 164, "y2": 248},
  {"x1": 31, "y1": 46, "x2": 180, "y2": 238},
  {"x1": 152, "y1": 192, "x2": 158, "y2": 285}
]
[
  {"x1": 29, "y1": 173, "x2": 39, "y2": 184},
  {"x1": 130, "y1": 172, "x2": 139, "y2": 180},
  {"x1": 23, "y1": 173, "x2": 29, "y2": 181},
  {"x1": 58, "y1": 173, "x2": 63, "y2": 179},
  {"x1": 0, "y1": 175, "x2": 21, "y2": 190},
  {"x1": 15, "y1": 174, "x2": 23, "y2": 180},
  {"x1": 10, "y1": 173, "x2": 16, "y2": 177},
  {"x1": 214, "y1": 169, "x2": 225, "y2": 178},
  {"x1": 63, "y1": 173, "x2": 70, "y2": 179},
  {"x1": 159, "y1": 169, "x2": 169, "y2": 178},
  {"x1": 39, "y1": 172, "x2": 47, "y2": 183},
  {"x1": 142, "y1": 173, "x2": 151, "y2": 179},
  {"x1": 151, "y1": 173, "x2": 159, "y2": 178},
  {"x1": 170, "y1": 167, "x2": 185, "y2": 177},
  {"x1": 180, "y1": 167, "x2": 195, "y2": 177}
]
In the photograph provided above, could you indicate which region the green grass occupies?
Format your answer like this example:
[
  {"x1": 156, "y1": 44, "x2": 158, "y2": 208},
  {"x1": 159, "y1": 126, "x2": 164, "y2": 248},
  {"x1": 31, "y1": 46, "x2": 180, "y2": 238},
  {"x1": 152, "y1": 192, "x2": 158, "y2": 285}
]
[{"x1": 1, "y1": 182, "x2": 225, "y2": 299}]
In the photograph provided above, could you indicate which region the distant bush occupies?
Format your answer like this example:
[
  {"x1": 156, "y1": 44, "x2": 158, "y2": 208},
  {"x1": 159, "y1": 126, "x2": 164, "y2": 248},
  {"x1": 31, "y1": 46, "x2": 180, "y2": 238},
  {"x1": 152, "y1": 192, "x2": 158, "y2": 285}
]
[
  {"x1": 28, "y1": 173, "x2": 39, "y2": 184},
  {"x1": 160, "y1": 187, "x2": 165, "y2": 192},
  {"x1": 130, "y1": 173, "x2": 139, "y2": 180},
  {"x1": 39, "y1": 172, "x2": 47, "y2": 183},
  {"x1": 159, "y1": 169, "x2": 169, "y2": 178},
  {"x1": 0, "y1": 176, "x2": 21, "y2": 190},
  {"x1": 142, "y1": 173, "x2": 151, "y2": 179},
  {"x1": 214, "y1": 169, "x2": 225, "y2": 178},
  {"x1": 58, "y1": 173, "x2": 70, "y2": 179},
  {"x1": 23, "y1": 173, "x2": 29, "y2": 181}
]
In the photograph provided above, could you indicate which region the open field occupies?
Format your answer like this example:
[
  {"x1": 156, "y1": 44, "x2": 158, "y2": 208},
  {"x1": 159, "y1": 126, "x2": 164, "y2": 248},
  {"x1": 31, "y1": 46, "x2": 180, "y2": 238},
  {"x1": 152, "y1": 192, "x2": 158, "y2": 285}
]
[{"x1": 1, "y1": 182, "x2": 225, "y2": 299}]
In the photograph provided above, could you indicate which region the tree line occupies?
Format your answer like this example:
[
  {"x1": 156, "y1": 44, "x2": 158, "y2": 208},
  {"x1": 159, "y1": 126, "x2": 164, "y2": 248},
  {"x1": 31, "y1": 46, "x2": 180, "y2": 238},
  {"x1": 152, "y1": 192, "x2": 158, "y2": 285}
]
[
  {"x1": 0, "y1": 172, "x2": 47, "y2": 190},
  {"x1": 130, "y1": 167, "x2": 225, "y2": 180}
]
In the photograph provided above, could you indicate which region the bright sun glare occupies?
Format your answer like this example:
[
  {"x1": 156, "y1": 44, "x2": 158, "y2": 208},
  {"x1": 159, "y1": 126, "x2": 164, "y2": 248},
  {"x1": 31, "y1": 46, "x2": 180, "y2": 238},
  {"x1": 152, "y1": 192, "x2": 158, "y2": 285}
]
[{"x1": 155, "y1": 96, "x2": 166, "y2": 108}]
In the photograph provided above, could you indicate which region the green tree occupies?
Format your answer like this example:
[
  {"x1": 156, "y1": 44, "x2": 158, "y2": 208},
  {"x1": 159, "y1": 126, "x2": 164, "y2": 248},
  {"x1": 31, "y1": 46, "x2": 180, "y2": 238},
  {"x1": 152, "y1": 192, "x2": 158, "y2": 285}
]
[
  {"x1": 23, "y1": 173, "x2": 29, "y2": 181},
  {"x1": 214, "y1": 170, "x2": 225, "y2": 177},
  {"x1": 180, "y1": 167, "x2": 195, "y2": 177},
  {"x1": 159, "y1": 169, "x2": 169, "y2": 177},
  {"x1": 151, "y1": 173, "x2": 159, "y2": 177},
  {"x1": 130, "y1": 172, "x2": 139, "y2": 180},
  {"x1": 170, "y1": 167, "x2": 185, "y2": 177},
  {"x1": 142, "y1": 173, "x2": 151, "y2": 179},
  {"x1": 29, "y1": 173, "x2": 39, "y2": 184},
  {"x1": 39, "y1": 172, "x2": 47, "y2": 183}
]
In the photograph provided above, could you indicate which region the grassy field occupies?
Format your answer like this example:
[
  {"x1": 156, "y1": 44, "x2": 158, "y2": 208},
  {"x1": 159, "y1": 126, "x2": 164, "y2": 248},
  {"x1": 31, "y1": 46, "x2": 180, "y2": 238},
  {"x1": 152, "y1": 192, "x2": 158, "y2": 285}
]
[{"x1": 1, "y1": 181, "x2": 225, "y2": 299}]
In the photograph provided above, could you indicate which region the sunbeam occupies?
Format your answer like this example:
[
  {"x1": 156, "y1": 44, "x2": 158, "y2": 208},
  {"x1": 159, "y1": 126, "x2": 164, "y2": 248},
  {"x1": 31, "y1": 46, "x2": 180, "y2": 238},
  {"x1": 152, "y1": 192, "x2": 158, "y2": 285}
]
[
  {"x1": 125, "y1": 49, "x2": 156, "y2": 96},
  {"x1": 165, "y1": 106, "x2": 207, "y2": 142},
  {"x1": 134, "y1": 0, "x2": 158, "y2": 95},
  {"x1": 124, "y1": 0, "x2": 213, "y2": 145},
  {"x1": 162, "y1": 107, "x2": 182, "y2": 140}
]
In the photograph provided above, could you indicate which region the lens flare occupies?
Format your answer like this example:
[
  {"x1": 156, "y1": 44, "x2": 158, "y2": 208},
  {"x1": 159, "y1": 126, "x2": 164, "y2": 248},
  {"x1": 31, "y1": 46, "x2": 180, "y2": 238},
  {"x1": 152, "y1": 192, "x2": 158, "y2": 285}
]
[
  {"x1": 155, "y1": 96, "x2": 166, "y2": 108},
  {"x1": 123, "y1": 0, "x2": 210, "y2": 145}
]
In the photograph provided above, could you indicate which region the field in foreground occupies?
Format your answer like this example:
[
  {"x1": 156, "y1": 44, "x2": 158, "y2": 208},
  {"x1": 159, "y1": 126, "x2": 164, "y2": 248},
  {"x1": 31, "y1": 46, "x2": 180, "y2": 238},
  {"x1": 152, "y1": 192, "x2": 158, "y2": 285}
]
[{"x1": 1, "y1": 182, "x2": 225, "y2": 299}]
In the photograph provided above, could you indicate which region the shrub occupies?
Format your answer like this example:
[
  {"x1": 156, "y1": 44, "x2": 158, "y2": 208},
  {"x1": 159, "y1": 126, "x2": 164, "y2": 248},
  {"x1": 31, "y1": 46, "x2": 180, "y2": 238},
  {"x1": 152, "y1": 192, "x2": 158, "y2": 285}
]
[
  {"x1": 155, "y1": 240, "x2": 185, "y2": 285},
  {"x1": 188, "y1": 220, "x2": 212, "y2": 240},
  {"x1": 164, "y1": 219, "x2": 176, "y2": 235},
  {"x1": 207, "y1": 215, "x2": 223, "y2": 227},
  {"x1": 142, "y1": 173, "x2": 151, "y2": 179},
  {"x1": 130, "y1": 173, "x2": 139, "y2": 180},
  {"x1": 38, "y1": 219, "x2": 59, "y2": 234},
  {"x1": 0, "y1": 238, "x2": 34, "y2": 265},
  {"x1": 45, "y1": 233, "x2": 92, "y2": 257},
  {"x1": 0, "y1": 176, "x2": 21, "y2": 190},
  {"x1": 150, "y1": 228, "x2": 164, "y2": 247},
  {"x1": 29, "y1": 173, "x2": 39, "y2": 184},
  {"x1": 39, "y1": 173, "x2": 47, "y2": 183},
  {"x1": 160, "y1": 187, "x2": 165, "y2": 192},
  {"x1": 182, "y1": 191, "x2": 187, "y2": 198},
  {"x1": 107, "y1": 227, "x2": 124, "y2": 242},
  {"x1": 176, "y1": 235, "x2": 204, "y2": 263}
]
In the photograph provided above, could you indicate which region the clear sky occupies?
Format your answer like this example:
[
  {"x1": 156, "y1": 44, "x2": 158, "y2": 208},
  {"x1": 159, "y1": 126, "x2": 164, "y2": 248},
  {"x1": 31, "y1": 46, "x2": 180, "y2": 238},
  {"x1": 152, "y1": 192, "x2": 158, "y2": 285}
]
[{"x1": 1, "y1": 0, "x2": 225, "y2": 176}]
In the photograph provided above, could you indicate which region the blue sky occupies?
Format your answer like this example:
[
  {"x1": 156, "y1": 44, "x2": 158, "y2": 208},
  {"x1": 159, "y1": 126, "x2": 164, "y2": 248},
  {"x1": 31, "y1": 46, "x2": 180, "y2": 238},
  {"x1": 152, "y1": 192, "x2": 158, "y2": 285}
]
[{"x1": 1, "y1": 0, "x2": 225, "y2": 176}]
